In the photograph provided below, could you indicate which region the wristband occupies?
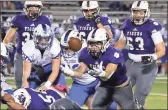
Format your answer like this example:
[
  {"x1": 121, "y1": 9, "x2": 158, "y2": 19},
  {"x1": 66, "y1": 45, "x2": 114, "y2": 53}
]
[
  {"x1": 44, "y1": 81, "x2": 52, "y2": 87},
  {"x1": 69, "y1": 70, "x2": 75, "y2": 76},
  {"x1": 98, "y1": 71, "x2": 106, "y2": 77},
  {"x1": 153, "y1": 54, "x2": 157, "y2": 60}
]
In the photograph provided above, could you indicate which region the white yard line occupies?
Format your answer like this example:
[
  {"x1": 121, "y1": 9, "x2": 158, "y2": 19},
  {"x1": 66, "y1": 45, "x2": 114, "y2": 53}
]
[
  {"x1": 150, "y1": 93, "x2": 167, "y2": 97},
  {"x1": 155, "y1": 81, "x2": 167, "y2": 84},
  {"x1": 156, "y1": 77, "x2": 167, "y2": 80}
]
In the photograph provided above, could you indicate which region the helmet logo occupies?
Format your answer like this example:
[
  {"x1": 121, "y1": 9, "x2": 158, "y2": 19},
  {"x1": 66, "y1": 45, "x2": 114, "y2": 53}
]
[
  {"x1": 18, "y1": 94, "x2": 26, "y2": 105},
  {"x1": 87, "y1": 1, "x2": 90, "y2": 8},
  {"x1": 137, "y1": 1, "x2": 141, "y2": 7}
]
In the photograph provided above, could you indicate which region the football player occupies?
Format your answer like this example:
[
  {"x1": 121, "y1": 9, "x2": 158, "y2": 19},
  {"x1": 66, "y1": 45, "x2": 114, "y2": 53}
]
[
  {"x1": 22, "y1": 24, "x2": 67, "y2": 92},
  {"x1": 1, "y1": 42, "x2": 25, "y2": 109},
  {"x1": 13, "y1": 86, "x2": 65, "y2": 109},
  {"x1": 3, "y1": 1, "x2": 51, "y2": 88},
  {"x1": 60, "y1": 30, "x2": 99, "y2": 109},
  {"x1": 115, "y1": 1, "x2": 165, "y2": 109},
  {"x1": 61, "y1": 28, "x2": 136, "y2": 109},
  {"x1": 74, "y1": 1, "x2": 114, "y2": 45},
  {"x1": 1, "y1": 86, "x2": 66, "y2": 109}
]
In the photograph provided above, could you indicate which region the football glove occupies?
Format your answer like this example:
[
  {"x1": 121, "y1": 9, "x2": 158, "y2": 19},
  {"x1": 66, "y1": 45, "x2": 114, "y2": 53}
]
[
  {"x1": 61, "y1": 63, "x2": 74, "y2": 77},
  {"x1": 91, "y1": 61, "x2": 106, "y2": 77},
  {"x1": 141, "y1": 56, "x2": 156, "y2": 64},
  {"x1": 92, "y1": 12, "x2": 101, "y2": 24}
]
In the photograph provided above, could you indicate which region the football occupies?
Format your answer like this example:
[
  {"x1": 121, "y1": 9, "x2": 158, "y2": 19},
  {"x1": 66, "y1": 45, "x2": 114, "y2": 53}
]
[{"x1": 68, "y1": 37, "x2": 82, "y2": 52}]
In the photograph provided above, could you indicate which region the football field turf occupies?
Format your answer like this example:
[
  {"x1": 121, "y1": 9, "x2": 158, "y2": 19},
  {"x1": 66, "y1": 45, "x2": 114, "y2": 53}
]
[{"x1": 1, "y1": 77, "x2": 167, "y2": 109}]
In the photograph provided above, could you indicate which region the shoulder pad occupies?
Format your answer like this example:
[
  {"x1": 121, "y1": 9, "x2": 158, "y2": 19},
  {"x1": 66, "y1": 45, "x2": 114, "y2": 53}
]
[{"x1": 149, "y1": 20, "x2": 162, "y2": 33}]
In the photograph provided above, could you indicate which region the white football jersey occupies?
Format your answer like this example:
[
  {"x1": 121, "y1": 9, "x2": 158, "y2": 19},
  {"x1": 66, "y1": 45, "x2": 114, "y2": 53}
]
[
  {"x1": 61, "y1": 50, "x2": 97, "y2": 85},
  {"x1": 22, "y1": 38, "x2": 61, "y2": 66}
]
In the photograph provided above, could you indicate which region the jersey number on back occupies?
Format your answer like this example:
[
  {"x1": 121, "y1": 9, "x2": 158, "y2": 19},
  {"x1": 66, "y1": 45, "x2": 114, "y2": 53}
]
[
  {"x1": 127, "y1": 37, "x2": 144, "y2": 50},
  {"x1": 38, "y1": 94, "x2": 56, "y2": 103}
]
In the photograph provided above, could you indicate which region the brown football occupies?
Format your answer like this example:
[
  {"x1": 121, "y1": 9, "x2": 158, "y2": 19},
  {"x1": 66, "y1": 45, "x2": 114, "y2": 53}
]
[{"x1": 68, "y1": 37, "x2": 82, "y2": 52}]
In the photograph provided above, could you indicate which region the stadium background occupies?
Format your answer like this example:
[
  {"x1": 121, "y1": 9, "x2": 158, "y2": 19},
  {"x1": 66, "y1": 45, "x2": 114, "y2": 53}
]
[{"x1": 0, "y1": 1, "x2": 167, "y2": 109}]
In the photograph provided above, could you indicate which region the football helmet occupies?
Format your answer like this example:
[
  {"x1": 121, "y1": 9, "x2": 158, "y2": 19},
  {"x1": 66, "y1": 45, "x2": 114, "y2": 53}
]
[
  {"x1": 81, "y1": 1, "x2": 100, "y2": 20},
  {"x1": 60, "y1": 30, "x2": 81, "y2": 58},
  {"x1": 13, "y1": 88, "x2": 31, "y2": 109},
  {"x1": 23, "y1": 1, "x2": 43, "y2": 20},
  {"x1": 33, "y1": 24, "x2": 53, "y2": 50},
  {"x1": 131, "y1": 1, "x2": 150, "y2": 25},
  {"x1": 87, "y1": 28, "x2": 110, "y2": 58}
]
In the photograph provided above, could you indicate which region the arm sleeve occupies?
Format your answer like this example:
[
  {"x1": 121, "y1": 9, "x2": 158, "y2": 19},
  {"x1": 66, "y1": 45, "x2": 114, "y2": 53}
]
[
  {"x1": 151, "y1": 31, "x2": 163, "y2": 45},
  {"x1": 151, "y1": 21, "x2": 163, "y2": 45}
]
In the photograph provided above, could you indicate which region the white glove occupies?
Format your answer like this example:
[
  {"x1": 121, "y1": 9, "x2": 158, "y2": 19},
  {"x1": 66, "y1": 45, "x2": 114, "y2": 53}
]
[
  {"x1": 62, "y1": 63, "x2": 74, "y2": 77},
  {"x1": 91, "y1": 61, "x2": 106, "y2": 77}
]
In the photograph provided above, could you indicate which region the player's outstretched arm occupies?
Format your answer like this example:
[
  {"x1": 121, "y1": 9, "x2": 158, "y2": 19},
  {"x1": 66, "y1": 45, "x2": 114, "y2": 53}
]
[
  {"x1": 62, "y1": 62, "x2": 87, "y2": 78},
  {"x1": 72, "y1": 62, "x2": 87, "y2": 77}
]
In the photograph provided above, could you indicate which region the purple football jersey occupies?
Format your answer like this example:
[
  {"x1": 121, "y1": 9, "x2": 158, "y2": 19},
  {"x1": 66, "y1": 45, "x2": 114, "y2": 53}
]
[
  {"x1": 11, "y1": 14, "x2": 51, "y2": 54},
  {"x1": 74, "y1": 16, "x2": 114, "y2": 40},
  {"x1": 122, "y1": 18, "x2": 162, "y2": 54},
  {"x1": 79, "y1": 46, "x2": 127, "y2": 87},
  {"x1": 25, "y1": 88, "x2": 61, "y2": 109}
]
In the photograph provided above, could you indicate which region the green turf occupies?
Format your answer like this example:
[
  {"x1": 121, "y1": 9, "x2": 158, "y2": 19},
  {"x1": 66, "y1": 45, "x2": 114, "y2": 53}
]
[{"x1": 1, "y1": 77, "x2": 167, "y2": 109}]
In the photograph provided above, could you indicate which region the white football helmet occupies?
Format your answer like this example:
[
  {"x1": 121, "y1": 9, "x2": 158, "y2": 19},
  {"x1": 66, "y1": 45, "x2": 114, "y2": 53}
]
[
  {"x1": 60, "y1": 30, "x2": 81, "y2": 49},
  {"x1": 33, "y1": 24, "x2": 53, "y2": 50},
  {"x1": 60, "y1": 30, "x2": 81, "y2": 58},
  {"x1": 87, "y1": 28, "x2": 110, "y2": 58},
  {"x1": 131, "y1": 1, "x2": 150, "y2": 25},
  {"x1": 81, "y1": 1, "x2": 100, "y2": 20},
  {"x1": 23, "y1": 1, "x2": 43, "y2": 20},
  {"x1": 13, "y1": 88, "x2": 31, "y2": 109}
]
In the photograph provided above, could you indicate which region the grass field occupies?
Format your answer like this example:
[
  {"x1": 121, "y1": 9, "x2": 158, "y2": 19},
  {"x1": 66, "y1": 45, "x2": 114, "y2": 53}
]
[{"x1": 1, "y1": 76, "x2": 167, "y2": 109}]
